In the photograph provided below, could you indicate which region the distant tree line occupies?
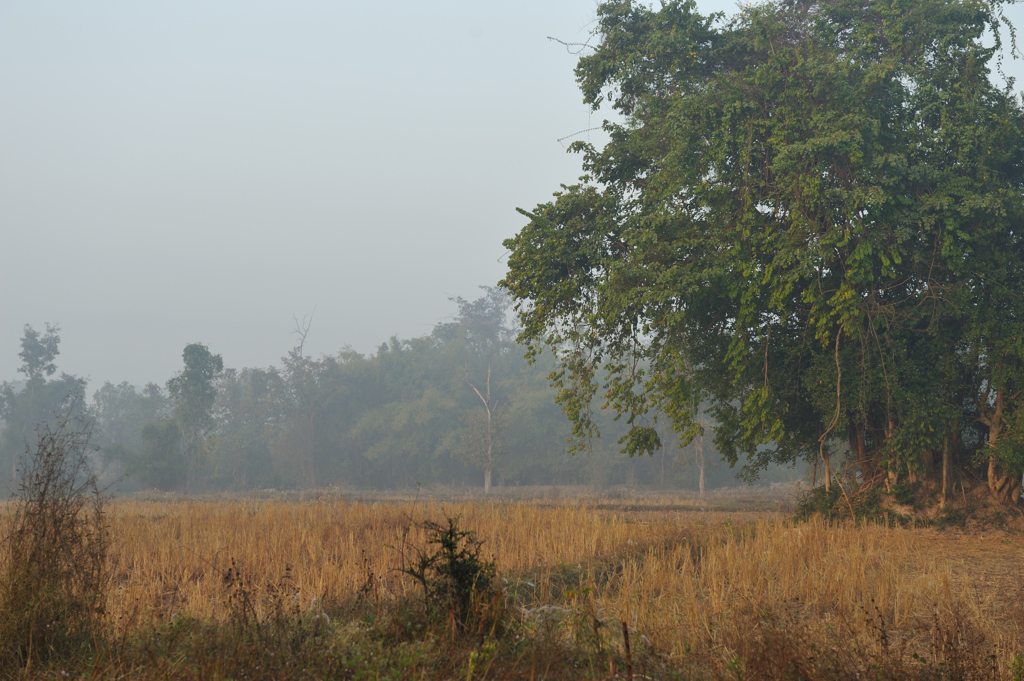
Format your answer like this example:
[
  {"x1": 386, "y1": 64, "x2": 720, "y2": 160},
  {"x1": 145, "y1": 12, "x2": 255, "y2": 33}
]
[{"x1": 0, "y1": 290, "x2": 796, "y2": 495}]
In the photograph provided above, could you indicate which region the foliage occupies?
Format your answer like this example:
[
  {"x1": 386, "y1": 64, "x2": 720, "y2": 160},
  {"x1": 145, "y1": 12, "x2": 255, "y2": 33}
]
[
  {"x1": 93, "y1": 381, "x2": 169, "y2": 490},
  {"x1": 501, "y1": 0, "x2": 1024, "y2": 506},
  {"x1": 433, "y1": 285, "x2": 518, "y2": 359},
  {"x1": 891, "y1": 480, "x2": 920, "y2": 507},
  {"x1": 0, "y1": 399, "x2": 107, "y2": 672},
  {"x1": 16, "y1": 322, "x2": 60, "y2": 381},
  {"x1": 93, "y1": 381, "x2": 168, "y2": 453},
  {"x1": 794, "y1": 484, "x2": 887, "y2": 523},
  {"x1": 209, "y1": 367, "x2": 284, "y2": 489},
  {"x1": 128, "y1": 419, "x2": 186, "y2": 491}
]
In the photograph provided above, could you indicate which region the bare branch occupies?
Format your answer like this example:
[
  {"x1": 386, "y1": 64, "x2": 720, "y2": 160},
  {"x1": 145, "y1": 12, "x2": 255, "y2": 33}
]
[{"x1": 291, "y1": 307, "x2": 316, "y2": 359}]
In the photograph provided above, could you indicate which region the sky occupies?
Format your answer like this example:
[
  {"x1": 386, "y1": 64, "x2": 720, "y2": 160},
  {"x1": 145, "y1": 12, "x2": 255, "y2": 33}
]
[{"x1": 2, "y1": 0, "x2": 1023, "y2": 389}]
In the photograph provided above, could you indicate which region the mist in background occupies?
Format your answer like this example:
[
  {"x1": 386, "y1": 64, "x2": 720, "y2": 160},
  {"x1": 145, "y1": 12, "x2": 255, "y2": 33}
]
[
  {"x1": 2, "y1": 0, "x2": 618, "y2": 385},
  {"x1": 4, "y1": 0, "x2": 1024, "y2": 387}
]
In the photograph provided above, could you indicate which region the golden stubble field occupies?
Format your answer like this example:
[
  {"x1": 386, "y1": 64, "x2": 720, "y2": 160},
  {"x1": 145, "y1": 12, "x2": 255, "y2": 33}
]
[{"x1": 84, "y1": 493, "x2": 1024, "y2": 673}]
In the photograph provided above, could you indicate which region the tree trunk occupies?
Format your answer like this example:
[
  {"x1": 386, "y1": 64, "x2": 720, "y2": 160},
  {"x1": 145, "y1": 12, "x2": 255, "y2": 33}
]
[
  {"x1": 305, "y1": 410, "x2": 317, "y2": 489},
  {"x1": 987, "y1": 458, "x2": 1021, "y2": 504},
  {"x1": 822, "y1": 450, "x2": 832, "y2": 494},
  {"x1": 695, "y1": 414, "x2": 706, "y2": 498},
  {"x1": 979, "y1": 387, "x2": 1019, "y2": 504},
  {"x1": 941, "y1": 435, "x2": 949, "y2": 509},
  {"x1": 484, "y1": 365, "x2": 493, "y2": 493},
  {"x1": 922, "y1": 448, "x2": 935, "y2": 476},
  {"x1": 850, "y1": 423, "x2": 873, "y2": 481},
  {"x1": 660, "y1": 439, "x2": 666, "y2": 490}
]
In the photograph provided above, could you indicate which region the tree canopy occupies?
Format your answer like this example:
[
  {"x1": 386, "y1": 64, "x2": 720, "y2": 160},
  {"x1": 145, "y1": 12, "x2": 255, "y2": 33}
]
[{"x1": 502, "y1": 0, "x2": 1024, "y2": 504}]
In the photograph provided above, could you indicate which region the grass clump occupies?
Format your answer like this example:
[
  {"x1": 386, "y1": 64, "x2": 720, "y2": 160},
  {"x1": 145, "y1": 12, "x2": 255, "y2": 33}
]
[
  {"x1": 0, "y1": 402, "x2": 108, "y2": 674},
  {"x1": 937, "y1": 505, "x2": 970, "y2": 531}
]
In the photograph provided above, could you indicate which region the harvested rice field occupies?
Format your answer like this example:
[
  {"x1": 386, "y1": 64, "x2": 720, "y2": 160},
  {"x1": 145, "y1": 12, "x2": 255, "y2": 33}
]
[{"x1": 3, "y1": 493, "x2": 1019, "y2": 679}]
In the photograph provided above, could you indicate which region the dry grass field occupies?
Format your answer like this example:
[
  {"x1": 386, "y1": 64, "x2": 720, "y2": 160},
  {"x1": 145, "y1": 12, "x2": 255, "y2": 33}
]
[{"x1": 3, "y1": 491, "x2": 1024, "y2": 679}]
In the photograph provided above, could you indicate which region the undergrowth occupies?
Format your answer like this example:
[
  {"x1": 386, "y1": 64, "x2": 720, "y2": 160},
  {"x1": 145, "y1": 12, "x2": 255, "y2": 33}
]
[
  {"x1": 795, "y1": 483, "x2": 910, "y2": 524},
  {"x1": 794, "y1": 481, "x2": 969, "y2": 527}
]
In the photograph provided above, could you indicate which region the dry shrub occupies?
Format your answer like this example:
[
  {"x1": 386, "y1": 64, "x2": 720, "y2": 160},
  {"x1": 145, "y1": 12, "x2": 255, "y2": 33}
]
[{"x1": 0, "y1": 404, "x2": 107, "y2": 672}]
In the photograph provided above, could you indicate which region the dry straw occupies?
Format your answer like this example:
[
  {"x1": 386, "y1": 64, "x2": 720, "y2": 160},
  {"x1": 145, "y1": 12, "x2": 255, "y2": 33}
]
[{"x1": 85, "y1": 496, "x2": 1023, "y2": 672}]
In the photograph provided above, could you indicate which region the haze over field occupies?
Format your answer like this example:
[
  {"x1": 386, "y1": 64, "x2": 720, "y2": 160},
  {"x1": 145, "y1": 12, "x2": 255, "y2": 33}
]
[
  {"x1": 0, "y1": 0, "x2": 693, "y2": 385},
  {"x1": 4, "y1": 0, "x2": 1024, "y2": 387}
]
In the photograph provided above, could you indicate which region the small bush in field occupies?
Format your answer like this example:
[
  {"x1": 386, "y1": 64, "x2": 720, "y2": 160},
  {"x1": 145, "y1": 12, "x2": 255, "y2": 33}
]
[
  {"x1": 0, "y1": 402, "x2": 107, "y2": 672},
  {"x1": 401, "y1": 515, "x2": 501, "y2": 635}
]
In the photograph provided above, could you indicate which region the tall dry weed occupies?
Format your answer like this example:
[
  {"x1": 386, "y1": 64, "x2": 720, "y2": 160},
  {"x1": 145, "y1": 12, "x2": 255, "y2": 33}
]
[{"x1": 0, "y1": 404, "x2": 108, "y2": 672}]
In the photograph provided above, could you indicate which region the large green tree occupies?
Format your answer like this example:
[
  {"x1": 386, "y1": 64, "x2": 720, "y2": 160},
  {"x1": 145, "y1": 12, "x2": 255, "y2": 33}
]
[{"x1": 502, "y1": 0, "x2": 1024, "y2": 504}]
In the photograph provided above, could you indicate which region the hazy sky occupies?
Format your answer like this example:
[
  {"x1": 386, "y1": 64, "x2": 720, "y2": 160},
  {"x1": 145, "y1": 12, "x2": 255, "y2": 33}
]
[{"x1": 2, "y1": 0, "x2": 1022, "y2": 388}]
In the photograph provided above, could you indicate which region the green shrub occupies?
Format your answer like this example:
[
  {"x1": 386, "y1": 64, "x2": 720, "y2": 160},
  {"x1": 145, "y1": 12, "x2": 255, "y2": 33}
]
[
  {"x1": 794, "y1": 485, "x2": 844, "y2": 521},
  {"x1": 400, "y1": 515, "x2": 501, "y2": 636},
  {"x1": 890, "y1": 480, "x2": 920, "y2": 507}
]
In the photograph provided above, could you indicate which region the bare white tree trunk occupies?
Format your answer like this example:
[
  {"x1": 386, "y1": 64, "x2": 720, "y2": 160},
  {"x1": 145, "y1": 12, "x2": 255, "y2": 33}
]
[
  {"x1": 660, "y1": 439, "x2": 666, "y2": 489},
  {"x1": 466, "y1": 364, "x2": 495, "y2": 494},
  {"x1": 941, "y1": 435, "x2": 950, "y2": 509},
  {"x1": 696, "y1": 411, "x2": 706, "y2": 498}
]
